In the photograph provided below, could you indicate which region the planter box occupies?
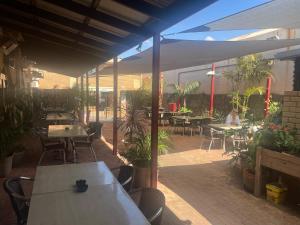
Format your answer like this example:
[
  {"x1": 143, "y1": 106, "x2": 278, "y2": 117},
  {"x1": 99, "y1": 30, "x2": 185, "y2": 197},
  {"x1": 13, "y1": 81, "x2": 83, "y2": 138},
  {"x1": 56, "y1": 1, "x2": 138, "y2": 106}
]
[{"x1": 254, "y1": 147, "x2": 300, "y2": 196}]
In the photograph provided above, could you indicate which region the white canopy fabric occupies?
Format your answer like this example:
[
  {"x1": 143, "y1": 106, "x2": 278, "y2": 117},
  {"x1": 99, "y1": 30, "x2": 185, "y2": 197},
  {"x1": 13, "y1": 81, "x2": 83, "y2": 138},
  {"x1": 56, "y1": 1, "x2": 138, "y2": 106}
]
[
  {"x1": 180, "y1": 0, "x2": 300, "y2": 33},
  {"x1": 100, "y1": 38, "x2": 300, "y2": 75}
]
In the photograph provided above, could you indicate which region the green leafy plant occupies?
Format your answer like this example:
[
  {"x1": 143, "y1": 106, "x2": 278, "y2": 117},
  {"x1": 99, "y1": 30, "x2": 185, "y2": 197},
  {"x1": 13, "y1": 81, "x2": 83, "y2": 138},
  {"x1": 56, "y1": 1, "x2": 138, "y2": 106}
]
[
  {"x1": 124, "y1": 130, "x2": 170, "y2": 167},
  {"x1": 179, "y1": 106, "x2": 192, "y2": 113},
  {"x1": 168, "y1": 81, "x2": 200, "y2": 108}
]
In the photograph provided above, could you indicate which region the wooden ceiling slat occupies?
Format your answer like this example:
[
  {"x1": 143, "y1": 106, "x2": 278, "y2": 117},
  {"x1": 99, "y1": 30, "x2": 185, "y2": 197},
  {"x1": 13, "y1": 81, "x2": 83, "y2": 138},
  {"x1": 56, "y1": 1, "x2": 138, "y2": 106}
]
[
  {"x1": 1, "y1": 1, "x2": 132, "y2": 45},
  {"x1": 0, "y1": 10, "x2": 112, "y2": 51},
  {"x1": 44, "y1": 0, "x2": 152, "y2": 36}
]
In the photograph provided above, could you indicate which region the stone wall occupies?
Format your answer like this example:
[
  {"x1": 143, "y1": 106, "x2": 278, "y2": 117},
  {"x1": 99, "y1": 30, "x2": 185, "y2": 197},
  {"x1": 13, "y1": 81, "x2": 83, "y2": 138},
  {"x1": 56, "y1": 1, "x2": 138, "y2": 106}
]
[{"x1": 282, "y1": 91, "x2": 300, "y2": 139}]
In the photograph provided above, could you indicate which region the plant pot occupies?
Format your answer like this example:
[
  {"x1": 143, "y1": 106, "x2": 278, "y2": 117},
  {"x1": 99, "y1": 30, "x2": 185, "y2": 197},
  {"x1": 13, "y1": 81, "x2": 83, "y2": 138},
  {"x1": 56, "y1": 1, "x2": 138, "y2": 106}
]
[
  {"x1": 243, "y1": 168, "x2": 255, "y2": 193},
  {"x1": 13, "y1": 150, "x2": 25, "y2": 167},
  {"x1": 0, "y1": 155, "x2": 13, "y2": 177},
  {"x1": 134, "y1": 166, "x2": 151, "y2": 188}
]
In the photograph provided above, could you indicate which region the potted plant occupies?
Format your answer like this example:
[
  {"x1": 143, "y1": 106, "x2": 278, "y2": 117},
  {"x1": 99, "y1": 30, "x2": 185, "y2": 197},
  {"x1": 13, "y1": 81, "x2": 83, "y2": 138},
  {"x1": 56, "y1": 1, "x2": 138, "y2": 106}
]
[
  {"x1": 0, "y1": 102, "x2": 23, "y2": 177},
  {"x1": 123, "y1": 130, "x2": 170, "y2": 188}
]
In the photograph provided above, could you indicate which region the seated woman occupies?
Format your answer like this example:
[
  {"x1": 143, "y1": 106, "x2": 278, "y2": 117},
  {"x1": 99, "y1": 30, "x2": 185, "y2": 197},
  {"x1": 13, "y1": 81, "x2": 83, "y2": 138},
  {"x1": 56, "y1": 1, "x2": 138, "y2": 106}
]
[{"x1": 225, "y1": 109, "x2": 240, "y2": 126}]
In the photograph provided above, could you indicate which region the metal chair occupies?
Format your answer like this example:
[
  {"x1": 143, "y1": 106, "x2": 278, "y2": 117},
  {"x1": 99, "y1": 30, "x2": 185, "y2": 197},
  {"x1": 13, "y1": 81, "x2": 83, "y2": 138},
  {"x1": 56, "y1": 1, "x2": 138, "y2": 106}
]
[
  {"x1": 38, "y1": 134, "x2": 66, "y2": 165},
  {"x1": 187, "y1": 119, "x2": 203, "y2": 136},
  {"x1": 201, "y1": 128, "x2": 224, "y2": 151},
  {"x1": 3, "y1": 177, "x2": 34, "y2": 225},
  {"x1": 111, "y1": 165, "x2": 135, "y2": 192},
  {"x1": 130, "y1": 188, "x2": 165, "y2": 225},
  {"x1": 169, "y1": 117, "x2": 186, "y2": 135},
  {"x1": 71, "y1": 132, "x2": 97, "y2": 162}
]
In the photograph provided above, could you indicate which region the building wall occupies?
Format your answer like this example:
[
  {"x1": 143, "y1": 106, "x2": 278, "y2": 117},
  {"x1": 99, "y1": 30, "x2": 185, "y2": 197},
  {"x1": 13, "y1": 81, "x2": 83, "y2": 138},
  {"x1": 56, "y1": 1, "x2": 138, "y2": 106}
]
[
  {"x1": 163, "y1": 28, "x2": 299, "y2": 95},
  {"x1": 38, "y1": 71, "x2": 76, "y2": 89}
]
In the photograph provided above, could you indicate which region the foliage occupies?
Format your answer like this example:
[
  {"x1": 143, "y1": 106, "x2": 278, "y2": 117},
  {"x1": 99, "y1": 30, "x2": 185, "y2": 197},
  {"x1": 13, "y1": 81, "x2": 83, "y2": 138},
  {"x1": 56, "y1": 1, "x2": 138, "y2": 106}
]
[
  {"x1": 265, "y1": 100, "x2": 282, "y2": 125},
  {"x1": 168, "y1": 81, "x2": 200, "y2": 108},
  {"x1": 0, "y1": 102, "x2": 23, "y2": 159},
  {"x1": 125, "y1": 88, "x2": 152, "y2": 110},
  {"x1": 124, "y1": 130, "x2": 170, "y2": 166},
  {"x1": 239, "y1": 86, "x2": 264, "y2": 118},
  {"x1": 178, "y1": 106, "x2": 192, "y2": 113},
  {"x1": 212, "y1": 110, "x2": 226, "y2": 123},
  {"x1": 224, "y1": 54, "x2": 272, "y2": 91}
]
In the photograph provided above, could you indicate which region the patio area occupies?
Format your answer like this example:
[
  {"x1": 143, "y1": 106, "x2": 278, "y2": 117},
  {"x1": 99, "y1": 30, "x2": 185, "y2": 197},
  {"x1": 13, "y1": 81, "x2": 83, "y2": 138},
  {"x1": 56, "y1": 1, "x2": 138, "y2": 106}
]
[{"x1": 3, "y1": 122, "x2": 300, "y2": 225}]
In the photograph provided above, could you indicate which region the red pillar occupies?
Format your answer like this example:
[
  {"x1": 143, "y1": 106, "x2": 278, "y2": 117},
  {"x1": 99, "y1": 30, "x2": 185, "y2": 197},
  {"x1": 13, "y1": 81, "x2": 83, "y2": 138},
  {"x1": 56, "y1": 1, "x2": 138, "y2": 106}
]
[
  {"x1": 209, "y1": 64, "x2": 215, "y2": 116},
  {"x1": 113, "y1": 57, "x2": 118, "y2": 155},
  {"x1": 151, "y1": 33, "x2": 160, "y2": 188},
  {"x1": 264, "y1": 76, "x2": 272, "y2": 117}
]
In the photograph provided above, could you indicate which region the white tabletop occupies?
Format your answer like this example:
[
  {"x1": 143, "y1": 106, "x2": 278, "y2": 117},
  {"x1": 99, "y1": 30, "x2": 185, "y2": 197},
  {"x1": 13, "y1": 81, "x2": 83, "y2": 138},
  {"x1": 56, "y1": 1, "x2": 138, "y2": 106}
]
[
  {"x1": 48, "y1": 125, "x2": 88, "y2": 138},
  {"x1": 208, "y1": 123, "x2": 242, "y2": 130},
  {"x1": 32, "y1": 162, "x2": 115, "y2": 194},
  {"x1": 46, "y1": 113, "x2": 74, "y2": 121},
  {"x1": 28, "y1": 162, "x2": 150, "y2": 225}
]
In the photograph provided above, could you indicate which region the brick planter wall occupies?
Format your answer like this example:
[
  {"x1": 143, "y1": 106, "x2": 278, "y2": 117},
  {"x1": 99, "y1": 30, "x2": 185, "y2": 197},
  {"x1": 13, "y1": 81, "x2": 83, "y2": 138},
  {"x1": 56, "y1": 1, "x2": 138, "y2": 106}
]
[{"x1": 282, "y1": 91, "x2": 300, "y2": 139}]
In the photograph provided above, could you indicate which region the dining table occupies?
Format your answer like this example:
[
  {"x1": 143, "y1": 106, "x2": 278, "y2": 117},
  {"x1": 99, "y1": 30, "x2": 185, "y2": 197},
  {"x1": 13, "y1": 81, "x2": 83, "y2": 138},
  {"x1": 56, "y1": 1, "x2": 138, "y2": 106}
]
[
  {"x1": 27, "y1": 162, "x2": 150, "y2": 225},
  {"x1": 207, "y1": 123, "x2": 243, "y2": 131},
  {"x1": 46, "y1": 112, "x2": 74, "y2": 122}
]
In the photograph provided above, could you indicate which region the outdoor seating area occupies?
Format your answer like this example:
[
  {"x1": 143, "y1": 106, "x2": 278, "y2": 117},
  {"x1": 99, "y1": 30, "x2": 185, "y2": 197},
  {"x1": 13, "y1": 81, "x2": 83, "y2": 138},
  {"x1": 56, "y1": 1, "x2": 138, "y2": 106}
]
[{"x1": 3, "y1": 1, "x2": 300, "y2": 225}]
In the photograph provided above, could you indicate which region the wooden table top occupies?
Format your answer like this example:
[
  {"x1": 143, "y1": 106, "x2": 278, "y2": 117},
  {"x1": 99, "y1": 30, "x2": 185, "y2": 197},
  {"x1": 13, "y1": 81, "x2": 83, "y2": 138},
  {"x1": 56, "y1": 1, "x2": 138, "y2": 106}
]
[
  {"x1": 46, "y1": 112, "x2": 74, "y2": 121},
  {"x1": 48, "y1": 125, "x2": 88, "y2": 138},
  {"x1": 27, "y1": 162, "x2": 150, "y2": 225}
]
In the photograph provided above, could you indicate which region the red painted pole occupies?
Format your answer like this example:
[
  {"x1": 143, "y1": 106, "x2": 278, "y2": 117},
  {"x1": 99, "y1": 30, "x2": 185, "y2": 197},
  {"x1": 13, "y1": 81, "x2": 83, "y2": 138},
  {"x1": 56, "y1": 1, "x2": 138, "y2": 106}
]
[
  {"x1": 264, "y1": 76, "x2": 272, "y2": 117},
  {"x1": 151, "y1": 33, "x2": 160, "y2": 189},
  {"x1": 209, "y1": 64, "x2": 215, "y2": 116}
]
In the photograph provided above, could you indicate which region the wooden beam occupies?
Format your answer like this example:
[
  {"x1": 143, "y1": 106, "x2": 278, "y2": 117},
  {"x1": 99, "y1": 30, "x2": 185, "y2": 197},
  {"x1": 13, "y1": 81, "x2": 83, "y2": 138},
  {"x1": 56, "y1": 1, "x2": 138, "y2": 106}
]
[
  {"x1": 0, "y1": 10, "x2": 110, "y2": 51},
  {"x1": 1, "y1": 1, "x2": 131, "y2": 45},
  {"x1": 44, "y1": 0, "x2": 151, "y2": 36},
  {"x1": 80, "y1": 74, "x2": 84, "y2": 122},
  {"x1": 114, "y1": 0, "x2": 164, "y2": 20},
  {"x1": 86, "y1": 73, "x2": 89, "y2": 124},
  {"x1": 113, "y1": 57, "x2": 118, "y2": 155},
  {"x1": 0, "y1": 20, "x2": 107, "y2": 58},
  {"x1": 151, "y1": 33, "x2": 160, "y2": 188},
  {"x1": 95, "y1": 65, "x2": 100, "y2": 123}
]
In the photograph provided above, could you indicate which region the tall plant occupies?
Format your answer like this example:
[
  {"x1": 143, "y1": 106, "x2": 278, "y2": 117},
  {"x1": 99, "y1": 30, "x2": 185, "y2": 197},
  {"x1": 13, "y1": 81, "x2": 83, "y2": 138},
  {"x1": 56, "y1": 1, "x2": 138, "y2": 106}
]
[{"x1": 169, "y1": 81, "x2": 200, "y2": 108}]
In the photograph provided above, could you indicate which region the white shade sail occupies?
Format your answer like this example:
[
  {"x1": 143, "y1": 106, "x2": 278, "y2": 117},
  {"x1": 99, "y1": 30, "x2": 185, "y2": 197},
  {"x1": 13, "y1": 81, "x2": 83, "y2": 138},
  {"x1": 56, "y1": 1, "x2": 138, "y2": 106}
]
[
  {"x1": 100, "y1": 38, "x2": 300, "y2": 75},
  {"x1": 180, "y1": 0, "x2": 300, "y2": 33}
]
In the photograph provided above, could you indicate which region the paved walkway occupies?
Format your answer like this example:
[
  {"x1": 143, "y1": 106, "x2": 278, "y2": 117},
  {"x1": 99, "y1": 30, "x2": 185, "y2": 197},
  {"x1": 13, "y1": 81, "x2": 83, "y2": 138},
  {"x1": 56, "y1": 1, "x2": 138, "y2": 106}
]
[{"x1": 158, "y1": 134, "x2": 300, "y2": 225}]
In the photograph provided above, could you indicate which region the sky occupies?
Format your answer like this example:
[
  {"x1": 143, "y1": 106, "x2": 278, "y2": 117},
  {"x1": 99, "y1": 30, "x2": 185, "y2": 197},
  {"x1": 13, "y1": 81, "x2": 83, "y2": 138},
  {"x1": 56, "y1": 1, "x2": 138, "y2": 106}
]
[{"x1": 119, "y1": 0, "x2": 270, "y2": 59}]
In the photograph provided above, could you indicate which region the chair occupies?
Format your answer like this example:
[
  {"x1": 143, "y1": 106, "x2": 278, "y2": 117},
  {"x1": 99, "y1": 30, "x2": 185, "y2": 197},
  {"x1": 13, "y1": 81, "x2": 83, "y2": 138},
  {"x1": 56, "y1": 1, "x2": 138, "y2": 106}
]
[
  {"x1": 38, "y1": 134, "x2": 66, "y2": 165},
  {"x1": 3, "y1": 177, "x2": 34, "y2": 225},
  {"x1": 169, "y1": 117, "x2": 186, "y2": 135},
  {"x1": 130, "y1": 188, "x2": 165, "y2": 225},
  {"x1": 111, "y1": 165, "x2": 134, "y2": 192},
  {"x1": 201, "y1": 128, "x2": 224, "y2": 151},
  {"x1": 187, "y1": 119, "x2": 203, "y2": 136},
  {"x1": 71, "y1": 132, "x2": 97, "y2": 162}
]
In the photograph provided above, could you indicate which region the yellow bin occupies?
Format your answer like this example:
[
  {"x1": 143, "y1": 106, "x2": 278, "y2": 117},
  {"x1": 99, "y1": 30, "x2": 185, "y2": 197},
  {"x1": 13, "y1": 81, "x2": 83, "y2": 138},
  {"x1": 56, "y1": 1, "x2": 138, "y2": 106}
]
[{"x1": 266, "y1": 183, "x2": 287, "y2": 204}]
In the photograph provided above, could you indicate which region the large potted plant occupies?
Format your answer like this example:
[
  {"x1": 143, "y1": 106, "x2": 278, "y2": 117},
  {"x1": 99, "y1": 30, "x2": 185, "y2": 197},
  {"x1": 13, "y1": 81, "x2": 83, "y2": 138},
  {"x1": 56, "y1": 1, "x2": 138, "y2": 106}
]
[
  {"x1": 0, "y1": 102, "x2": 23, "y2": 177},
  {"x1": 124, "y1": 130, "x2": 170, "y2": 188}
]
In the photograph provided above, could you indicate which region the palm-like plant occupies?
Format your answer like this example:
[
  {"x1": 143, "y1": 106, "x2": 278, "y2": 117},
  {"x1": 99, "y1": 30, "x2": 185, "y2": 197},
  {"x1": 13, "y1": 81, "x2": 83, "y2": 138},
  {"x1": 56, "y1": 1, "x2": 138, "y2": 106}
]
[{"x1": 169, "y1": 81, "x2": 200, "y2": 109}]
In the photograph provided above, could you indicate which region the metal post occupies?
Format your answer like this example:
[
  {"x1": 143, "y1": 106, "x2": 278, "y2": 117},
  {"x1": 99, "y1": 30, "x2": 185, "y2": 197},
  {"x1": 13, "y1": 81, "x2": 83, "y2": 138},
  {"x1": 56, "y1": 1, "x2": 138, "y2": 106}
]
[
  {"x1": 113, "y1": 57, "x2": 118, "y2": 155},
  {"x1": 80, "y1": 74, "x2": 84, "y2": 122},
  {"x1": 264, "y1": 76, "x2": 272, "y2": 117},
  {"x1": 151, "y1": 33, "x2": 160, "y2": 188},
  {"x1": 209, "y1": 64, "x2": 215, "y2": 116},
  {"x1": 96, "y1": 66, "x2": 100, "y2": 123},
  {"x1": 86, "y1": 73, "x2": 89, "y2": 124}
]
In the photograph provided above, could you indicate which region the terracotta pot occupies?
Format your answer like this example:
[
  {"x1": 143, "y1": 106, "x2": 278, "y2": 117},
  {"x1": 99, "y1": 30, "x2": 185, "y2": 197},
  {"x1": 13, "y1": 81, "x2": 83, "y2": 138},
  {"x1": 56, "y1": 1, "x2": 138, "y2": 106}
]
[
  {"x1": 134, "y1": 166, "x2": 151, "y2": 188},
  {"x1": 0, "y1": 155, "x2": 13, "y2": 177},
  {"x1": 13, "y1": 151, "x2": 25, "y2": 167},
  {"x1": 243, "y1": 168, "x2": 255, "y2": 193}
]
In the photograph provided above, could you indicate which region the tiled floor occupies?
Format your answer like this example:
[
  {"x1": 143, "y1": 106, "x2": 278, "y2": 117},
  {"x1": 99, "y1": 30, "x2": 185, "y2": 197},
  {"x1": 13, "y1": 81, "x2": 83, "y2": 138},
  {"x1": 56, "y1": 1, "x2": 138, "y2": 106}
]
[{"x1": 2, "y1": 122, "x2": 300, "y2": 225}]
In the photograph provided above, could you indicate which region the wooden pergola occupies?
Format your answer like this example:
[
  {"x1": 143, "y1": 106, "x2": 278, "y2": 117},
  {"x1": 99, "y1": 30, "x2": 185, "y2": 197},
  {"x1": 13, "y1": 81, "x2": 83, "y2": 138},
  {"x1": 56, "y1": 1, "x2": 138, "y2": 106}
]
[{"x1": 0, "y1": 0, "x2": 216, "y2": 187}]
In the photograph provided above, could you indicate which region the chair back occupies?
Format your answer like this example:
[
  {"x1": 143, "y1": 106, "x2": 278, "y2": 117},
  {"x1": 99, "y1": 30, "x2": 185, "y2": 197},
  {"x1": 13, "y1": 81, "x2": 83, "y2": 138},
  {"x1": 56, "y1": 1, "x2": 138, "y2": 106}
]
[
  {"x1": 118, "y1": 165, "x2": 134, "y2": 192},
  {"x1": 3, "y1": 177, "x2": 29, "y2": 225},
  {"x1": 138, "y1": 188, "x2": 165, "y2": 225}
]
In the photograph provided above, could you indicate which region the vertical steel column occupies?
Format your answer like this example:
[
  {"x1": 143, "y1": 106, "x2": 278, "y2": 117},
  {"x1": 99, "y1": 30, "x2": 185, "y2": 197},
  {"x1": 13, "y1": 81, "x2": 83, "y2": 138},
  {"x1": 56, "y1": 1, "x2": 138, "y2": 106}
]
[
  {"x1": 80, "y1": 74, "x2": 84, "y2": 122},
  {"x1": 96, "y1": 66, "x2": 100, "y2": 123},
  {"x1": 151, "y1": 33, "x2": 160, "y2": 188},
  {"x1": 113, "y1": 57, "x2": 118, "y2": 155},
  {"x1": 86, "y1": 73, "x2": 89, "y2": 124},
  {"x1": 264, "y1": 76, "x2": 272, "y2": 117},
  {"x1": 209, "y1": 64, "x2": 215, "y2": 116}
]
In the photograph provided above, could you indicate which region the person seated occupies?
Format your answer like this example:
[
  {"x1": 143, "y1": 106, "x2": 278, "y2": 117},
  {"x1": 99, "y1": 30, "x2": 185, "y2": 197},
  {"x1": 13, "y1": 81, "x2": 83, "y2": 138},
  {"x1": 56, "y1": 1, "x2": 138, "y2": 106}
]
[{"x1": 225, "y1": 109, "x2": 240, "y2": 125}]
